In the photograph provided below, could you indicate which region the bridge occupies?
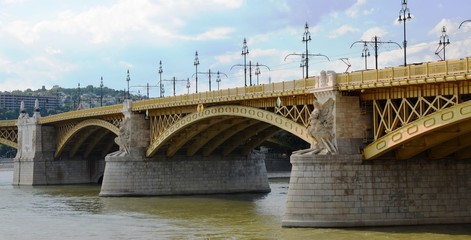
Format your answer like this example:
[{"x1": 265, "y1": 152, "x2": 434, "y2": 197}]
[{"x1": 1, "y1": 57, "x2": 470, "y2": 227}]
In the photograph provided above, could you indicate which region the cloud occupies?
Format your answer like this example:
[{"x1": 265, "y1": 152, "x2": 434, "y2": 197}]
[
  {"x1": 329, "y1": 25, "x2": 359, "y2": 38},
  {"x1": 190, "y1": 27, "x2": 236, "y2": 41},
  {"x1": 346, "y1": 0, "x2": 367, "y2": 18},
  {"x1": 429, "y1": 18, "x2": 456, "y2": 36},
  {"x1": 1, "y1": 0, "x2": 244, "y2": 45},
  {"x1": 0, "y1": 54, "x2": 75, "y2": 91},
  {"x1": 361, "y1": 27, "x2": 388, "y2": 40}
]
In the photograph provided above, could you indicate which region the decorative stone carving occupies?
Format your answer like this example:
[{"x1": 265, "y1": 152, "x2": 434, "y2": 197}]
[
  {"x1": 114, "y1": 117, "x2": 130, "y2": 154},
  {"x1": 112, "y1": 100, "x2": 133, "y2": 155},
  {"x1": 294, "y1": 98, "x2": 337, "y2": 155},
  {"x1": 318, "y1": 70, "x2": 337, "y2": 88},
  {"x1": 18, "y1": 101, "x2": 28, "y2": 120},
  {"x1": 33, "y1": 99, "x2": 41, "y2": 118}
]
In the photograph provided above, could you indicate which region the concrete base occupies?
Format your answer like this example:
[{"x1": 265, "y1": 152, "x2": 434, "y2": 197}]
[
  {"x1": 100, "y1": 150, "x2": 271, "y2": 196},
  {"x1": 282, "y1": 154, "x2": 471, "y2": 227},
  {"x1": 12, "y1": 158, "x2": 100, "y2": 185}
]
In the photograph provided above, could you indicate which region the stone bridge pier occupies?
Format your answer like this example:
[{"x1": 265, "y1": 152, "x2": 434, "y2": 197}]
[
  {"x1": 99, "y1": 101, "x2": 270, "y2": 196},
  {"x1": 283, "y1": 80, "x2": 471, "y2": 227},
  {"x1": 13, "y1": 104, "x2": 103, "y2": 185}
]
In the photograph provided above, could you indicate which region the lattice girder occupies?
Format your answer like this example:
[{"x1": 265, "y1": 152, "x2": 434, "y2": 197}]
[
  {"x1": 372, "y1": 94, "x2": 458, "y2": 140},
  {"x1": 0, "y1": 127, "x2": 18, "y2": 149},
  {"x1": 364, "y1": 100, "x2": 471, "y2": 160}
]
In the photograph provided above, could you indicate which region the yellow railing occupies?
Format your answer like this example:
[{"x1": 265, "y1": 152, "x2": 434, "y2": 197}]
[
  {"x1": 39, "y1": 104, "x2": 123, "y2": 124},
  {"x1": 0, "y1": 120, "x2": 17, "y2": 127},
  {"x1": 133, "y1": 78, "x2": 316, "y2": 110},
  {"x1": 336, "y1": 57, "x2": 471, "y2": 87}
]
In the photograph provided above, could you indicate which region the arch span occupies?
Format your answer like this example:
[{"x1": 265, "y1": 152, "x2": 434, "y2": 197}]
[
  {"x1": 146, "y1": 105, "x2": 314, "y2": 157},
  {"x1": 55, "y1": 119, "x2": 120, "y2": 158},
  {"x1": 364, "y1": 100, "x2": 471, "y2": 160}
]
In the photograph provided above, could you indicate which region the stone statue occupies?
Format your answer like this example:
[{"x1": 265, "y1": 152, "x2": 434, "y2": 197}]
[
  {"x1": 114, "y1": 118, "x2": 130, "y2": 154},
  {"x1": 33, "y1": 99, "x2": 41, "y2": 118},
  {"x1": 18, "y1": 101, "x2": 28, "y2": 119},
  {"x1": 294, "y1": 98, "x2": 337, "y2": 155}
]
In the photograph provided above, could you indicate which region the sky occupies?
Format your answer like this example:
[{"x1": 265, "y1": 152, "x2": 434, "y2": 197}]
[{"x1": 0, "y1": 0, "x2": 470, "y2": 97}]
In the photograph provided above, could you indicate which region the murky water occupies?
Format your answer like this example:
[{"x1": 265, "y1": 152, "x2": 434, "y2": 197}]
[{"x1": 0, "y1": 170, "x2": 470, "y2": 240}]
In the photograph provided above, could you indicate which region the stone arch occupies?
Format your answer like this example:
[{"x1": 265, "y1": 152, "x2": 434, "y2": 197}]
[
  {"x1": 364, "y1": 100, "x2": 471, "y2": 160},
  {"x1": 146, "y1": 105, "x2": 314, "y2": 157},
  {"x1": 55, "y1": 119, "x2": 120, "y2": 158}
]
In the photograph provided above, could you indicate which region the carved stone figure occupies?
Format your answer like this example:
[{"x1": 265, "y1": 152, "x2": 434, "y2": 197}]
[
  {"x1": 294, "y1": 98, "x2": 337, "y2": 155},
  {"x1": 114, "y1": 118, "x2": 130, "y2": 154}
]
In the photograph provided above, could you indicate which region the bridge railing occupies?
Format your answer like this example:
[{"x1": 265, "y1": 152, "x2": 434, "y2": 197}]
[
  {"x1": 336, "y1": 57, "x2": 471, "y2": 87},
  {"x1": 133, "y1": 78, "x2": 316, "y2": 110}
]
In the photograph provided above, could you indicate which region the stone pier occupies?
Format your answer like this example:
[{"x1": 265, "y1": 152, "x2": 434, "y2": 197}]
[
  {"x1": 283, "y1": 154, "x2": 471, "y2": 227},
  {"x1": 99, "y1": 100, "x2": 270, "y2": 196},
  {"x1": 13, "y1": 102, "x2": 103, "y2": 185},
  {"x1": 283, "y1": 72, "x2": 471, "y2": 227},
  {"x1": 100, "y1": 151, "x2": 270, "y2": 196}
]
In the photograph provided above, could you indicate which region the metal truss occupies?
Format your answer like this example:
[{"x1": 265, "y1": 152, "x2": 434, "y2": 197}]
[
  {"x1": 372, "y1": 94, "x2": 458, "y2": 140},
  {"x1": 274, "y1": 104, "x2": 312, "y2": 128}
]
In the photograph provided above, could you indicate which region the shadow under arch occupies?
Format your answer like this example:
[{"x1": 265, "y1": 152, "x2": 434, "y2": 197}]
[
  {"x1": 55, "y1": 119, "x2": 120, "y2": 159},
  {"x1": 146, "y1": 105, "x2": 314, "y2": 158}
]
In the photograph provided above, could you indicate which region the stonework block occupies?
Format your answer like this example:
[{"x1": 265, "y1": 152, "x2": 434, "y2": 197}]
[
  {"x1": 283, "y1": 154, "x2": 471, "y2": 227},
  {"x1": 100, "y1": 152, "x2": 270, "y2": 196}
]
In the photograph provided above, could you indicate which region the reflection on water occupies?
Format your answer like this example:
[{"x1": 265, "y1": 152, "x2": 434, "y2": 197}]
[{"x1": 0, "y1": 170, "x2": 470, "y2": 240}]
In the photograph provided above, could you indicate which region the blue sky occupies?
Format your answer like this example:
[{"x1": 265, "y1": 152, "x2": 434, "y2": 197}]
[{"x1": 0, "y1": 0, "x2": 470, "y2": 97}]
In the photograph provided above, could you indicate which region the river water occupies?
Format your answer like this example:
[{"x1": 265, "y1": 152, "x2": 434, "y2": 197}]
[{"x1": 0, "y1": 170, "x2": 470, "y2": 240}]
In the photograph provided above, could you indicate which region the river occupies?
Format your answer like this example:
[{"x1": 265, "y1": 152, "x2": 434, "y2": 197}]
[{"x1": 0, "y1": 170, "x2": 470, "y2": 240}]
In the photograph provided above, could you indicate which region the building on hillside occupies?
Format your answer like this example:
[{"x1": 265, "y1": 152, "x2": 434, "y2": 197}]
[{"x1": 0, "y1": 94, "x2": 59, "y2": 111}]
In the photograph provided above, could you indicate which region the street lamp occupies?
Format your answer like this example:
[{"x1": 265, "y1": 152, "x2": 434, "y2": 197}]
[
  {"x1": 398, "y1": 0, "x2": 412, "y2": 66},
  {"x1": 241, "y1": 38, "x2": 249, "y2": 86},
  {"x1": 361, "y1": 42, "x2": 371, "y2": 70},
  {"x1": 254, "y1": 64, "x2": 261, "y2": 85},
  {"x1": 435, "y1": 26, "x2": 450, "y2": 61},
  {"x1": 302, "y1": 22, "x2": 312, "y2": 78},
  {"x1": 186, "y1": 78, "x2": 191, "y2": 94},
  {"x1": 126, "y1": 69, "x2": 131, "y2": 99},
  {"x1": 194, "y1": 51, "x2": 200, "y2": 93},
  {"x1": 158, "y1": 61, "x2": 163, "y2": 98},
  {"x1": 77, "y1": 83, "x2": 81, "y2": 109},
  {"x1": 100, "y1": 76, "x2": 103, "y2": 107},
  {"x1": 300, "y1": 54, "x2": 306, "y2": 79},
  {"x1": 216, "y1": 71, "x2": 221, "y2": 90}
]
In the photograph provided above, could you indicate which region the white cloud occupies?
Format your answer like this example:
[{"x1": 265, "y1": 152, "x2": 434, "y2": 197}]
[
  {"x1": 1, "y1": 0, "x2": 244, "y2": 45},
  {"x1": 361, "y1": 27, "x2": 388, "y2": 40},
  {"x1": 346, "y1": 0, "x2": 367, "y2": 18},
  {"x1": 329, "y1": 25, "x2": 359, "y2": 38},
  {"x1": 190, "y1": 27, "x2": 235, "y2": 41},
  {"x1": 429, "y1": 18, "x2": 456, "y2": 36},
  {"x1": 0, "y1": 54, "x2": 75, "y2": 91}
]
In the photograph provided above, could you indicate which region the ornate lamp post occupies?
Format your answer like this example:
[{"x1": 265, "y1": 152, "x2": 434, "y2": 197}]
[
  {"x1": 194, "y1": 51, "x2": 200, "y2": 93},
  {"x1": 241, "y1": 38, "x2": 249, "y2": 86},
  {"x1": 361, "y1": 42, "x2": 371, "y2": 70},
  {"x1": 300, "y1": 54, "x2": 306, "y2": 79},
  {"x1": 186, "y1": 78, "x2": 191, "y2": 94},
  {"x1": 158, "y1": 61, "x2": 163, "y2": 98},
  {"x1": 126, "y1": 69, "x2": 131, "y2": 99},
  {"x1": 398, "y1": 0, "x2": 412, "y2": 66},
  {"x1": 302, "y1": 22, "x2": 312, "y2": 78},
  {"x1": 435, "y1": 26, "x2": 450, "y2": 60},
  {"x1": 77, "y1": 83, "x2": 81, "y2": 109},
  {"x1": 100, "y1": 76, "x2": 103, "y2": 107},
  {"x1": 216, "y1": 71, "x2": 223, "y2": 90}
]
